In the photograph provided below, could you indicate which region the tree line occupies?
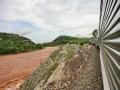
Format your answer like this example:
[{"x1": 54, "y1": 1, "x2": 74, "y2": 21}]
[{"x1": 0, "y1": 33, "x2": 90, "y2": 55}]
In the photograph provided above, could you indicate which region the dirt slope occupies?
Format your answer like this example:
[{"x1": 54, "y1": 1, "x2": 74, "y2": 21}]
[
  {"x1": 0, "y1": 47, "x2": 58, "y2": 90},
  {"x1": 20, "y1": 44, "x2": 103, "y2": 90},
  {"x1": 42, "y1": 45, "x2": 103, "y2": 90}
]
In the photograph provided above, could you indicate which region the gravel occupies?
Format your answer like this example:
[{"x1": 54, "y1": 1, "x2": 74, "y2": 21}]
[{"x1": 42, "y1": 45, "x2": 103, "y2": 90}]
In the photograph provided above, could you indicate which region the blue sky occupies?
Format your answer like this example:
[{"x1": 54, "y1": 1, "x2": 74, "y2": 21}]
[{"x1": 0, "y1": 0, "x2": 100, "y2": 43}]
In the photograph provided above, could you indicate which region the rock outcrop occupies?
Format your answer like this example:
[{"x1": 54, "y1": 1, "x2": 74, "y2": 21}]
[{"x1": 20, "y1": 44, "x2": 103, "y2": 90}]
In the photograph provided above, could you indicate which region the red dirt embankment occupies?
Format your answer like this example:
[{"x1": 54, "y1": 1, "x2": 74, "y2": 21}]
[{"x1": 0, "y1": 47, "x2": 58, "y2": 90}]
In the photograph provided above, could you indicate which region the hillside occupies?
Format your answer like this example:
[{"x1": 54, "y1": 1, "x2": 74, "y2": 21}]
[
  {"x1": 0, "y1": 33, "x2": 90, "y2": 55},
  {"x1": 0, "y1": 32, "x2": 37, "y2": 55},
  {"x1": 42, "y1": 35, "x2": 90, "y2": 46},
  {"x1": 52, "y1": 35, "x2": 90, "y2": 45},
  {"x1": 20, "y1": 44, "x2": 103, "y2": 90}
]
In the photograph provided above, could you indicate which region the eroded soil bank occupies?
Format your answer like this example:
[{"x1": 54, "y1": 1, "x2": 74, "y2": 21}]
[
  {"x1": 42, "y1": 45, "x2": 103, "y2": 90},
  {"x1": 21, "y1": 44, "x2": 103, "y2": 90},
  {"x1": 0, "y1": 47, "x2": 58, "y2": 90}
]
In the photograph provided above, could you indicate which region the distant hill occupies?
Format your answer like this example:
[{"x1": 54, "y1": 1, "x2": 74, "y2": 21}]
[
  {"x1": 0, "y1": 32, "x2": 37, "y2": 55},
  {"x1": 0, "y1": 33, "x2": 90, "y2": 55},
  {"x1": 50, "y1": 35, "x2": 90, "y2": 46},
  {"x1": 40, "y1": 35, "x2": 90, "y2": 47},
  {"x1": 52, "y1": 35, "x2": 79, "y2": 44}
]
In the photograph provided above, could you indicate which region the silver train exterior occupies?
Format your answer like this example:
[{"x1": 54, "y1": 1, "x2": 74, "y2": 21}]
[{"x1": 97, "y1": 0, "x2": 120, "y2": 90}]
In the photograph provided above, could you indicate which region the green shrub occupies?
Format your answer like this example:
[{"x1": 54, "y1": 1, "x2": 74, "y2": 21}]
[{"x1": 80, "y1": 42, "x2": 84, "y2": 45}]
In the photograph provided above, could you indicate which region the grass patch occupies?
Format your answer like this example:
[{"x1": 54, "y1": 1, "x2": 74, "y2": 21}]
[
  {"x1": 82, "y1": 45, "x2": 87, "y2": 48},
  {"x1": 65, "y1": 48, "x2": 75, "y2": 60},
  {"x1": 38, "y1": 79, "x2": 40, "y2": 83},
  {"x1": 59, "y1": 45, "x2": 64, "y2": 50},
  {"x1": 46, "y1": 62, "x2": 58, "y2": 80},
  {"x1": 50, "y1": 50, "x2": 60, "y2": 61},
  {"x1": 50, "y1": 53, "x2": 58, "y2": 61}
]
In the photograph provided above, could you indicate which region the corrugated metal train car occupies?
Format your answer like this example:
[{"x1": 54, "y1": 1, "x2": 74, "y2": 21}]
[{"x1": 98, "y1": 0, "x2": 120, "y2": 90}]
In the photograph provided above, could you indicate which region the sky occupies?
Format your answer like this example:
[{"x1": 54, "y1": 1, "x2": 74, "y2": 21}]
[{"x1": 0, "y1": 0, "x2": 100, "y2": 43}]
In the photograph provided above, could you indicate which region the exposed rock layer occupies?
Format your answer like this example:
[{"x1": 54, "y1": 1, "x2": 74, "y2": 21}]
[{"x1": 21, "y1": 44, "x2": 103, "y2": 90}]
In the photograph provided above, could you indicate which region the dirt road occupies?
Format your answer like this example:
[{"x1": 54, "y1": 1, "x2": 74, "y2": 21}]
[{"x1": 0, "y1": 47, "x2": 58, "y2": 90}]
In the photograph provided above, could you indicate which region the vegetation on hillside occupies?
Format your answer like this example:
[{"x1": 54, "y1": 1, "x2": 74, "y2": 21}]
[
  {"x1": 0, "y1": 32, "x2": 37, "y2": 55},
  {"x1": 52, "y1": 35, "x2": 90, "y2": 45},
  {"x1": 20, "y1": 44, "x2": 81, "y2": 90},
  {"x1": 46, "y1": 62, "x2": 58, "y2": 81},
  {"x1": 38, "y1": 35, "x2": 90, "y2": 47},
  {"x1": 0, "y1": 32, "x2": 90, "y2": 55}
]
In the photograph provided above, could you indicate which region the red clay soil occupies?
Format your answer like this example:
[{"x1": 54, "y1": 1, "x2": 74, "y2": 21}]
[{"x1": 0, "y1": 47, "x2": 58, "y2": 90}]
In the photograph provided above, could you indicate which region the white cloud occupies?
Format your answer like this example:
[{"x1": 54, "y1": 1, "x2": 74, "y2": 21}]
[
  {"x1": 0, "y1": 0, "x2": 100, "y2": 43},
  {"x1": 10, "y1": 29, "x2": 32, "y2": 35},
  {"x1": 2, "y1": 29, "x2": 32, "y2": 36}
]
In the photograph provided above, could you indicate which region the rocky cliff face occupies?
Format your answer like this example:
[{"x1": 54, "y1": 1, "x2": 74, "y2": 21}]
[
  {"x1": 20, "y1": 44, "x2": 103, "y2": 90},
  {"x1": 20, "y1": 44, "x2": 81, "y2": 90}
]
